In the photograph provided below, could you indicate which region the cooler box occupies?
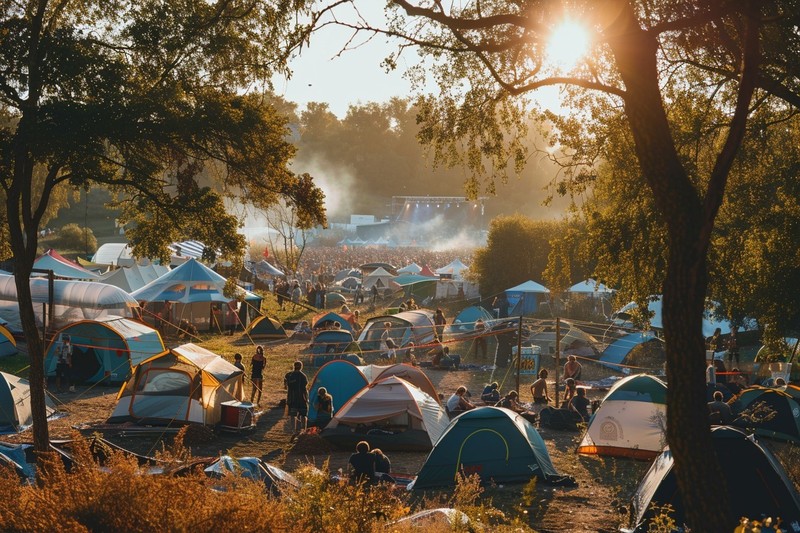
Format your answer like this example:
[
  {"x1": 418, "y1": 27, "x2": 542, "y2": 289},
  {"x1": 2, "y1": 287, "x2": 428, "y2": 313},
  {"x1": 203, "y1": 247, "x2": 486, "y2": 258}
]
[{"x1": 220, "y1": 401, "x2": 255, "y2": 430}]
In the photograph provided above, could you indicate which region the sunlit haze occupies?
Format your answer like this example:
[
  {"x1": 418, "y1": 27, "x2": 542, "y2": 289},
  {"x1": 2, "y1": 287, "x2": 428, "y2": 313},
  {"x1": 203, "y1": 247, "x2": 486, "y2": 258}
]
[{"x1": 547, "y1": 21, "x2": 590, "y2": 71}]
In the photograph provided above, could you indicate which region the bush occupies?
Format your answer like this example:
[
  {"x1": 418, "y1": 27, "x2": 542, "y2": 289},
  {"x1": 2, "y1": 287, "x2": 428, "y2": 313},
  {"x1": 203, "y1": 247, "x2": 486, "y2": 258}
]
[{"x1": 53, "y1": 223, "x2": 97, "y2": 253}]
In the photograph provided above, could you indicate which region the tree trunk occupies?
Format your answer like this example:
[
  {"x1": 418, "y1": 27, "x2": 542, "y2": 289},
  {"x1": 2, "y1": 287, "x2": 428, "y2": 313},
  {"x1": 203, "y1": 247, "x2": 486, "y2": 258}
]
[{"x1": 607, "y1": 4, "x2": 731, "y2": 530}]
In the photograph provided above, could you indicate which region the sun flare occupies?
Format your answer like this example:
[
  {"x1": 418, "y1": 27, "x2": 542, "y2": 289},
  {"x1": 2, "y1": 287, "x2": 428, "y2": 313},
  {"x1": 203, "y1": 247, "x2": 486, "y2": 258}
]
[{"x1": 546, "y1": 20, "x2": 590, "y2": 71}]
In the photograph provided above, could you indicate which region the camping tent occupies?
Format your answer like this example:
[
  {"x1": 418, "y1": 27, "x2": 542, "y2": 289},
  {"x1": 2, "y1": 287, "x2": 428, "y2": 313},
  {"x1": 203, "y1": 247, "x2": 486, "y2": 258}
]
[
  {"x1": 577, "y1": 374, "x2": 668, "y2": 460},
  {"x1": 131, "y1": 258, "x2": 261, "y2": 332},
  {"x1": 109, "y1": 343, "x2": 243, "y2": 426},
  {"x1": 312, "y1": 312, "x2": 354, "y2": 332},
  {"x1": 450, "y1": 306, "x2": 494, "y2": 334},
  {"x1": 504, "y1": 280, "x2": 550, "y2": 316},
  {"x1": 357, "y1": 310, "x2": 437, "y2": 356},
  {"x1": 623, "y1": 426, "x2": 800, "y2": 532},
  {"x1": 0, "y1": 274, "x2": 139, "y2": 334},
  {"x1": 410, "y1": 406, "x2": 562, "y2": 489},
  {"x1": 732, "y1": 387, "x2": 800, "y2": 443},
  {"x1": 92, "y1": 243, "x2": 136, "y2": 267},
  {"x1": 361, "y1": 267, "x2": 396, "y2": 291},
  {"x1": 204, "y1": 456, "x2": 301, "y2": 497},
  {"x1": 44, "y1": 317, "x2": 165, "y2": 384},
  {"x1": 612, "y1": 295, "x2": 754, "y2": 337},
  {"x1": 252, "y1": 260, "x2": 284, "y2": 277},
  {"x1": 307, "y1": 360, "x2": 369, "y2": 424},
  {"x1": 396, "y1": 263, "x2": 422, "y2": 274},
  {"x1": 598, "y1": 332, "x2": 660, "y2": 370},
  {"x1": 32, "y1": 249, "x2": 99, "y2": 280},
  {"x1": 321, "y1": 376, "x2": 448, "y2": 451},
  {"x1": 568, "y1": 279, "x2": 613, "y2": 296},
  {"x1": 244, "y1": 316, "x2": 286, "y2": 339},
  {"x1": 434, "y1": 259, "x2": 469, "y2": 280},
  {"x1": 0, "y1": 325, "x2": 17, "y2": 357},
  {"x1": 99, "y1": 263, "x2": 170, "y2": 293},
  {"x1": 0, "y1": 371, "x2": 57, "y2": 434},
  {"x1": 358, "y1": 363, "x2": 439, "y2": 404}
]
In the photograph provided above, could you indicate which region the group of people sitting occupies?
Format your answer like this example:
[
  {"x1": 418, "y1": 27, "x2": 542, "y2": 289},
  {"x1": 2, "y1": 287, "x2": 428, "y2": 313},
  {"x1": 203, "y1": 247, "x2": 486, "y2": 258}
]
[{"x1": 347, "y1": 441, "x2": 394, "y2": 484}]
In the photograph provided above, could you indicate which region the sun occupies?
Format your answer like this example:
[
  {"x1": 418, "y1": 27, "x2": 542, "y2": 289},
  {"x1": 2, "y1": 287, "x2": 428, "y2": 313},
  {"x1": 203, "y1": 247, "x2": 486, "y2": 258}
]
[{"x1": 546, "y1": 20, "x2": 590, "y2": 71}]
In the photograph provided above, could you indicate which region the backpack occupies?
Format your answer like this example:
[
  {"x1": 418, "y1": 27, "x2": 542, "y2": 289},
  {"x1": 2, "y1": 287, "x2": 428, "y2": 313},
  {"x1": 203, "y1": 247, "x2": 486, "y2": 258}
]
[{"x1": 539, "y1": 407, "x2": 582, "y2": 431}]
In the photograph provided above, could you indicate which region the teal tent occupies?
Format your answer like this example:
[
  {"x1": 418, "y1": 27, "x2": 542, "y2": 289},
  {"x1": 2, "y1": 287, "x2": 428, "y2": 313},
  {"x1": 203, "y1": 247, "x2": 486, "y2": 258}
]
[
  {"x1": 411, "y1": 406, "x2": 561, "y2": 489},
  {"x1": 131, "y1": 258, "x2": 262, "y2": 332},
  {"x1": 245, "y1": 316, "x2": 287, "y2": 339},
  {"x1": 450, "y1": 306, "x2": 494, "y2": 333},
  {"x1": 45, "y1": 317, "x2": 165, "y2": 384},
  {"x1": 732, "y1": 387, "x2": 800, "y2": 443},
  {"x1": 307, "y1": 360, "x2": 369, "y2": 424},
  {"x1": 624, "y1": 426, "x2": 800, "y2": 532},
  {"x1": 505, "y1": 280, "x2": 550, "y2": 316}
]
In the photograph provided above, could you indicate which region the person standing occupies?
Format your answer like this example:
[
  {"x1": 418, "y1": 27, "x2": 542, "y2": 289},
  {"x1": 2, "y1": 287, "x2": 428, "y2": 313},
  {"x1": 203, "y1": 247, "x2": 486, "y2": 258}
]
[
  {"x1": 727, "y1": 326, "x2": 740, "y2": 367},
  {"x1": 249, "y1": 346, "x2": 266, "y2": 405},
  {"x1": 57, "y1": 335, "x2": 74, "y2": 393},
  {"x1": 434, "y1": 308, "x2": 447, "y2": 340},
  {"x1": 370, "y1": 284, "x2": 378, "y2": 304},
  {"x1": 285, "y1": 360, "x2": 309, "y2": 432},
  {"x1": 232, "y1": 353, "x2": 245, "y2": 399},
  {"x1": 473, "y1": 318, "x2": 488, "y2": 358}
]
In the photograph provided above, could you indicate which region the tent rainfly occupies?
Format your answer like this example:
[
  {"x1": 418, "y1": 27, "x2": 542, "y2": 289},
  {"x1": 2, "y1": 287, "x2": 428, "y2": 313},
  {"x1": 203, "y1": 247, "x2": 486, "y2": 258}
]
[{"x1": 109, "y1": 343, "x2": 243, "y2": 426}]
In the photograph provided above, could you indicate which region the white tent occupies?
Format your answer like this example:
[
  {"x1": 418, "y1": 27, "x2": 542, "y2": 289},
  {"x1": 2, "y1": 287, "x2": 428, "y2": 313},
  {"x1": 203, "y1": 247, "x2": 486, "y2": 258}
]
[
  {"x1": 99, "y1": 263, "x2": 170, "y2": 293},
  {"x1": 0, "y1": 371, "x2": 57, "y2": 433},
  {"x1": 92, "y1": 243, "x2": 136, "y2": 267},
  {"x1": 577, "y1": 374, "x2": 668, "y2": 460},
  {"x1": 361, "y1": 266, "x2": 395, "y2": 290},
  {"x1": 568, "y1": 279, "x2": 613, "y2": 296},
  {"x1": 397, "y1": 262, "x2": 422, "y2": 274},
  {"x1": 435, "y1": 259, "x2": 469, "y2": 280},
  {"x1": 323, "y1": 376, "x2": 449, "y2": 450},
  {"x1": 0, "y1": 274, "x2": 138, "y2": 333}
]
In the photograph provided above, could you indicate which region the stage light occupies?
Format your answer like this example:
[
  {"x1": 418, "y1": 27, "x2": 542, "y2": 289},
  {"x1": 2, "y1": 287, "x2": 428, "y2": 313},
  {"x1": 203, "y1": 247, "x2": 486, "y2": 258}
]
[
  {"x1": 436, "y1": 204, "x2": 440, "y2": 208},
  {"x1": 427, "y1": 203, "x2": 430, "y2": 207}
]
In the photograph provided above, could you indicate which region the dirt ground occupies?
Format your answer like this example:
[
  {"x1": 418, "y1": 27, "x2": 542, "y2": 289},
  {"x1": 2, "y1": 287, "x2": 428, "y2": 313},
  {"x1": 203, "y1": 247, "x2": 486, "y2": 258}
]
[{"x1": 6, "y1": 335, "x2": 651, "y2": 532}]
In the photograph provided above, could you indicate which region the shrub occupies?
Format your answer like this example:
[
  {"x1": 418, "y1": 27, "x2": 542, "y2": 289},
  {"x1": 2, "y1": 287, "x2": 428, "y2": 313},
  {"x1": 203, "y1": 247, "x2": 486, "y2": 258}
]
[{"x1": 54, "y1": 223, "x2": 97, "y2": 253}]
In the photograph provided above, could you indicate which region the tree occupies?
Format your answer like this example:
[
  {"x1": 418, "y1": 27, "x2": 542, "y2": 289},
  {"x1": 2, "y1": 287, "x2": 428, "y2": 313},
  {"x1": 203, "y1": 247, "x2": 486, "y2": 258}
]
[
  {"x1": 1, "y1": 0, "x2": 325, "y2": 456},
  {"x1": 317, "y1": 1, "x2": 800, "y2": 529},
  {"x1": 264, "y1": 200, "x2": 310, "y2": 276},
  {"x1": 469, "y1": 215, "x2": 561, "y2": 299}
]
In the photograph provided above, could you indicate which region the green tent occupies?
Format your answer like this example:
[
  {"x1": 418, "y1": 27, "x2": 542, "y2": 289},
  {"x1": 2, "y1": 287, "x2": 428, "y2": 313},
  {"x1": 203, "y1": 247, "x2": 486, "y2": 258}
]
[{"x1": 410, "y1": 406, "x2": 562, "y2": 489}]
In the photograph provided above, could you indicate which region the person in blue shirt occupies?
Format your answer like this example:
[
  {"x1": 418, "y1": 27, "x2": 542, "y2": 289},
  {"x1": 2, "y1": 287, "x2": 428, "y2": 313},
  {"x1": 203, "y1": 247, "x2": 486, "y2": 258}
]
[{"x1": 481, "y1": 382, "x2": 500, "y2": 403}]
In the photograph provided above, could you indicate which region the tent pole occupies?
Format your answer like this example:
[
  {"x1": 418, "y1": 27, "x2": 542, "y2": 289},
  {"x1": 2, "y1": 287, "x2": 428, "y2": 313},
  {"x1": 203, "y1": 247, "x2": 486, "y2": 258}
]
[
  {"x1": 555, "y1": 317, "x2": 561, "y2": 408},
  {"x1": 515, "y1": 316, "x2": 522, "y2": 394}
]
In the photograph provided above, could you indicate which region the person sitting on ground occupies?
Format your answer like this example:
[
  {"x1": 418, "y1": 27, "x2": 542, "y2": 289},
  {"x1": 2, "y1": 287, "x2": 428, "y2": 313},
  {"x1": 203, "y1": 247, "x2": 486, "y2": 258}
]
[
  {"x1": 428, "y1": 336, "x2": 446, "y2": 367},
  {"x1": 568, "y1": 387, "x2": 592, "y2": 422},
  {"x1": 481, "y1": 382, "x2": 500, "y2": 403},
  {"x1": 314, "y1": 387, "x2": 334, "y2": 429},
  {"x1": 497, "y1": 390, "x2": 538, "y2": 423},
  {"x1": 402, "y1": 342, "x2": 418, "y2": 366},
  {"x1": 530, "y1": 369, "x2": 551, "y2": 405},
  {"x1": 563, "y1": 355, "x2": 583, "y2": 381},
  {"x1": 708, "y1": 390, "x2": 733, "y2": 424},
  {"x1": 348, "y1": 441, "x2": 376, "y2": 484},
  {"x1": 371, "y1": 448, "x2": 395, "y2": 483},
  {"x1": 384, "y1": 337, "x2": 398, "y2": 363},
  {"x1": 562, "y1": 378, "x2": 577, "y2": 407},
  {"x1": 446, "y1": 386, "x2": 475, "y2": 415}
]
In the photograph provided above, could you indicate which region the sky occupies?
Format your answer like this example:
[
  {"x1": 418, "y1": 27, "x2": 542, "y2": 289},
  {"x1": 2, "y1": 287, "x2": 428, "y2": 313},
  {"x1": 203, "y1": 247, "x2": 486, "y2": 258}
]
[
  {"x1": 272, "y1": 4, "x2": 564, "y2": 117},
  {"x1": 273, "y1": 5, "x2": 416, "y2": 118}
]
